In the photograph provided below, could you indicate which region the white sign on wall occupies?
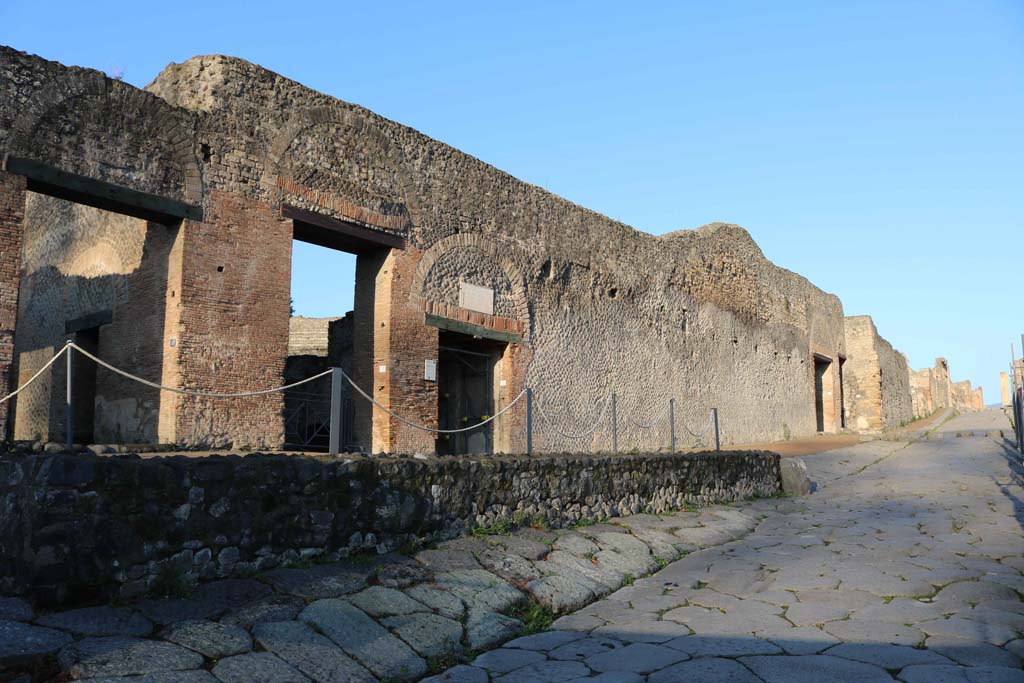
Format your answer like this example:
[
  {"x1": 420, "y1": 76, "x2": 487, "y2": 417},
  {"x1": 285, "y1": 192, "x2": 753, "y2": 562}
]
[
  {"x1": 458, "y1": 282, "x2": 494, "y2": 315},
  {"x1": 424, "y1": 359, "x2": 437, "y2": 382}
]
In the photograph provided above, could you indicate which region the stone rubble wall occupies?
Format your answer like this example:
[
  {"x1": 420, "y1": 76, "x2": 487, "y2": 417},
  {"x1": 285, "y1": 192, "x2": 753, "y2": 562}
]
[{"x1": 0, "y1": 449, "x2": 779, "y2": 604}]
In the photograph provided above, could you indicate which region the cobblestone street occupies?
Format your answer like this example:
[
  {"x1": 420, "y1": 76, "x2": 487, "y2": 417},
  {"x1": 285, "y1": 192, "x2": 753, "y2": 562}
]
[
  {"x1": 434, "y1": 409, "x2": 1024, "y2": 683},
  {"x1": 2, "y1": 410, "x2": 1022, "y2": 682}
]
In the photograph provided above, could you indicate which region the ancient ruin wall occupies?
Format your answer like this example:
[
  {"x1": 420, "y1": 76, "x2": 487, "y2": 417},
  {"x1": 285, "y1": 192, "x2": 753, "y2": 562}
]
[
  {"x1": 842, "y1": 316, "x2": 912, "y2": 432},
  {"x1": 1, "y1": 47, "x2": 847, "y2": 449},
  {"x1": 145, "y1": 54, "x2": 847, "y2": 447},
  {"x1": 877, "y1": 331, "x2": 912, "y2": 429},
  {"x1": 930, "y1": 358, "x2": 952, "y2": 410}
]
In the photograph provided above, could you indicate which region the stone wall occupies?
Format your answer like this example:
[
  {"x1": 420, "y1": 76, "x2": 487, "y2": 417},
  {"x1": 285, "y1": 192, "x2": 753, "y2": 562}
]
[
  {"x1": 842, "y1": 316, "x2": 912, "y2": 432},
  {"x1": 0, "y1": 46, "x2": 848, "y2": 451},
  {"x1": 908, "y1": 357, "x2": 982, "y2": 418},
  {"x1": 287, "y1": 316, "x2": 338, "y2": 357},
  {"x1": 0, "y1": 449, "x2": 780, "y2": 604},
  {"x1": 950, "y1": 380, "x2": 984, "y2": 412},
  {"x1": 11, "y1": 193, "x2": 173, "y2": 443},
  {"x1": 1001, "y1": 372, "x2": 1011, "y2": 407}
]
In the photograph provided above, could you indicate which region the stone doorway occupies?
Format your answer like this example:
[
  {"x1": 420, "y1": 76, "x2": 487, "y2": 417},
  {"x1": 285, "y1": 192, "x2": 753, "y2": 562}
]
[
  {"x1": 69, "y1": 325, "x2": 100, "y2": 444},
  {"x1": 814, "y1": 354, "x2": 835, "y2": 433},
  {"x1": 436, "y1": 331, "x2": 506, "y2": 455}
]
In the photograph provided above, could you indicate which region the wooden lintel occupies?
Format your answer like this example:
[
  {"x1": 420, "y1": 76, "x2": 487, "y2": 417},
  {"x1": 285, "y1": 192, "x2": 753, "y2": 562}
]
[
  {"x1": 283, "y1": 203, "x2": 406, "y2": 253},
  {"x1": 425, "y1": 313, "x2": 522, "y2": 344},
  {"x1": 65, "y1": 309, "x2": 114, "y2": 334},
  {"x1": 4, "y1": 156, "x2": 202, "y2": 224}
]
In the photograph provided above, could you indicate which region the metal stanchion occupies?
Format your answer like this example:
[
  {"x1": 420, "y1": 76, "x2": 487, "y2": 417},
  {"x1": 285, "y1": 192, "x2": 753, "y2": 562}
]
[
  {"x1": 65, "y1": 342, "x2": 73, "y2": 451},
  {"x1": 526, "y1": 388, "x2": 533, "y2": 455},
  {"x1": 669, "y1": 398, "x2": 676, "y2": 452},
  {"x1": 712, "y1": 407, "x2": 720, "y2": 451},
  {"x1": 329, "y1": 367, "x2": 343, "y2": 456},
  {"x1": 611, "y1": 393, "x2": 618, "y2": 453}
]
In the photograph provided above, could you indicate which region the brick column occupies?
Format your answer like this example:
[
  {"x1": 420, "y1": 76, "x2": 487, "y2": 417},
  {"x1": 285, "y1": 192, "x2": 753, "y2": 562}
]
[
  {"x1": 169, "y1": 190, "x2": 292, "y2": 448},
  {"x1": 375, "y1": 248, "x2": 438, "y2": 455},
  {"x1": 0, "y1": 172, "x2": 26, "y2": 438}
]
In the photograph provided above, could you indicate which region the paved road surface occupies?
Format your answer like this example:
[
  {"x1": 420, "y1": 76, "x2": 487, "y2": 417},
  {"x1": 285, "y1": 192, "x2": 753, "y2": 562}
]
[{"x1": 436, "y1": 409, "x2": 1024, "y2": 682}]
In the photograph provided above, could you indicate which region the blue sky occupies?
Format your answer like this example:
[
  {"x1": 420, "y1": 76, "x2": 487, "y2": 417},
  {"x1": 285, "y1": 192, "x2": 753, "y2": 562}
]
[{"x1": 3, "y1": 0, "x2": 1022, "y2": 402}]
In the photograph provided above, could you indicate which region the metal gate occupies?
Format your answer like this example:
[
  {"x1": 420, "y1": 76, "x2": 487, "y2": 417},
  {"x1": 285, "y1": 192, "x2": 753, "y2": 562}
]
[{"x1": 284, "y1": 388, "x2": 354, "y2": 451}]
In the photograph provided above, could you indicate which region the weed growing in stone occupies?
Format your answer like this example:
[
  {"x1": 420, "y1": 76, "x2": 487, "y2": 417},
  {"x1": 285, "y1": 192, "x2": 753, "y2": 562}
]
[
  {"x1": 471, "y1": 519, "x2": 512, "y2": 537},
  {"x1": 509, "y1": 600, "x2": 554, "y2": 635},
  {"x1": 149, "y1": 566, "x2": 193, "y2": 599}
]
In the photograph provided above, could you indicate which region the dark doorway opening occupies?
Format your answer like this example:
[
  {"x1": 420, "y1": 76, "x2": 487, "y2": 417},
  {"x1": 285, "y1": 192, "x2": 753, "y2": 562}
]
[
  {"x1": 838, "y1": 356, "x2": 847, "y2": 430},
  {"x1": 437, "y1": 331, "x2": 505, "y2": 455},
  {"x1": 814, "y1": 356, "x2": 832, "y2": 433},
  {"x1": 70, "y1": 326, "x2": 100, "y2": 444}
]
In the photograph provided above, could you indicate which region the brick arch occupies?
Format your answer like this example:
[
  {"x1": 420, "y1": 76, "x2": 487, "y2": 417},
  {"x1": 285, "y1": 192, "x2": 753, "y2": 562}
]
[
  {"x1": 410, "y1": 233, "x2": 530, "y2": 328},
  {"x1": 6, "y1": 73, "x2": 202, "y2": 205},
  {"x1": 266, "y1": 105, "x2": 420, "y2": 229}
]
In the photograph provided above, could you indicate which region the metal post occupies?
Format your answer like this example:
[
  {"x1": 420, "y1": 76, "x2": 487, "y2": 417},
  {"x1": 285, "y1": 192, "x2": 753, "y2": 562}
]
[
  {"x1": 611, "y1": 393, "x2": 617, "y2": 453},
  {"x1": 669, "y1": 398, "x2": 676, "y2": 453},
  {"x1": 712, "y1": 407, "x2": 720, "y2": 451},
  {"x1": 329, "y1": 367, "x2": 343, "y2": 456},
  {"x1": 1015, "y1": 391, "x2": 1023, "y2": 453},
  {"x1": 65, "y1": 343, "x2": 73, "y2": 451},
  {"x1": 526, "y1": 388, "x2": 533, "y2": 456}
]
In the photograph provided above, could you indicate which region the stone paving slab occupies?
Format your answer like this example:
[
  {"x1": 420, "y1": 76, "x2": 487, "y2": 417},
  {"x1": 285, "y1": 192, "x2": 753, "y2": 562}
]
[
  {"x1": 0, "y1": 619, "x2": 73, "y2": 667},
  {"x1": 58, "y1": 636, "x2": 205, "y2": 679},
  {"x1": 162, "y1": 619, "x2": 252, "y2": 658},
  {"x1": 36, "y1": 605, "x2": 153, "y2": 637},
  {"x1": 301, "y1": 598, "x2": 426, "y2": 680},
  {"x1": 252, "y1": 620, "x2": 376, "y2": 683}
]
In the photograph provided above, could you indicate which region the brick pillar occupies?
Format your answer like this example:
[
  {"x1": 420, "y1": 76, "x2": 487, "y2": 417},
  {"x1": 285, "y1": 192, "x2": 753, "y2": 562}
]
[
  {"x1": 497, "y1": 342, "x2": 532, "y2": 454},
  {"x1": 0, "y1": 172, "x2": 26, "y2": 438},
  {"x1": 169, "y1": 190, "x2": 292, "y2": 448},
  {"x1": 374, "y1": 248, "x2": 437, "y2": 455},
  {"x1": 351, "y1": 250, "x2": 386, "y2": 453}
]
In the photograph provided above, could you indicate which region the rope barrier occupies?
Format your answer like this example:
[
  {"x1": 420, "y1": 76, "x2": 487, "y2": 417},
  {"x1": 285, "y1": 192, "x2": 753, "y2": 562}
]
[
  {"x1": 0, "y1": 345, "x2": 68, "y2": 404},
  {"x1": 534, "y1": 394, "x2": 611, "y2": 439},
  {"x1": 1, "y1": 342, "x2": 721, "y2": 450},
  {"x1": 69, "y1": 342, "x2": 334, "y2": 398},
  {"x1": 626, "y1": 402, "x2": 669, "y2": 430},
  {"x1": 340, "y1": 369, "x2": 528, "y2": 434}
]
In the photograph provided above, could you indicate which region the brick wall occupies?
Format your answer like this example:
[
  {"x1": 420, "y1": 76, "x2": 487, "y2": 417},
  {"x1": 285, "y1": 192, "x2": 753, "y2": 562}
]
[
  {"x1": 0, "y1": 171, "x2": 25, "y2": 436},
  {"x1": 171, "y1": 191, "x2": 292, "y2": 448}
]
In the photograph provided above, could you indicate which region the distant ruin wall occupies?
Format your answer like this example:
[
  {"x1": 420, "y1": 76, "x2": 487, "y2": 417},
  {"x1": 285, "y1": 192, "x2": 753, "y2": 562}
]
[
  {"x1": 842, "y1": 316, "x2": 912, "y2": 432},
  {"x1": 287, "y1": 316, "x2": 338, "y2": 357},
  {"x1": 951, "y1": 380, "x2": 983, "y2": 412},
  {"x1": 910, "y1": 368, "x2": 934, "y2": 418},
  {"x1": 0, "y1": 450, "x2": 780, "y2": 604}
]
